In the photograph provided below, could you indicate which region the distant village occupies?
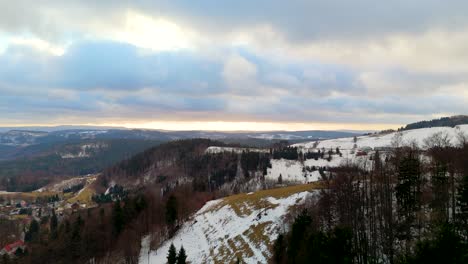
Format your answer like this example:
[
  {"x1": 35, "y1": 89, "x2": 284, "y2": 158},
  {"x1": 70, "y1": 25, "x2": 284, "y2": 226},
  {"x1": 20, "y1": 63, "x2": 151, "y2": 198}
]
[{"x1": 0, "y1": 185, "x2": 97, "y2": 258}]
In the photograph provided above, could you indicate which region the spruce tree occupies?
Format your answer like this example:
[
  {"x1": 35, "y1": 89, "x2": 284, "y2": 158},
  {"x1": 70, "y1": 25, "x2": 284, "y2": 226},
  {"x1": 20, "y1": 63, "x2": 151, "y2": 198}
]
[
  {"x1": 112, "y1": 201, "x2": 124, "y2": 237},
  {"x1": 457, "y1": 174, "x2": 468, "y2": 225},
  {"x1": 166, "y1": 195, "x2": 178, "y2": 226},
  {"x1": 167, "y1": 243, "x2": 177, "y2": 264},
  {"x1": 176, "y1": 246, "x2": 187, "y2": 264},
  {"x1": 273, "y1": 234, "x2": 285, "y2": 263},
  {"x1": 50, "y1": 210, "x2": 58, "y2": 239}
]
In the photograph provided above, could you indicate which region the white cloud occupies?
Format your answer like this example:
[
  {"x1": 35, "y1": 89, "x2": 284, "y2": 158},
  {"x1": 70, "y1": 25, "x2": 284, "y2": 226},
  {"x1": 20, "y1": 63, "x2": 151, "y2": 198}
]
[
  {"x1": 9, "y1": 36, "x2": 65, "y2": 56},
  {"x1": 113, "y1": 11, "x2": 196, "y2": 52}
]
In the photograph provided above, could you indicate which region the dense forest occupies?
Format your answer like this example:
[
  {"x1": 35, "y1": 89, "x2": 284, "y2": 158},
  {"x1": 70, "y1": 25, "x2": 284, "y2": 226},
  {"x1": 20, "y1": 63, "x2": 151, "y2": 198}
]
[{"x1": 272, "y1": 134, "x2": 468, "y2": 263}]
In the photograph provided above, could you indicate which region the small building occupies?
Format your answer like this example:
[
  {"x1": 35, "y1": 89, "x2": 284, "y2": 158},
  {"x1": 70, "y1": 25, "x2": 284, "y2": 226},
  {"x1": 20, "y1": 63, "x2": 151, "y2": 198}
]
[
  {"x1": 356, "y1": 151, "x2": 368, "y2": 156},
  {"x1": 71, "y1": 203, "x2": 80, "y2": 212},
  {"x1": 0, "y1": 240, "x2": 26, "y2": 256}
]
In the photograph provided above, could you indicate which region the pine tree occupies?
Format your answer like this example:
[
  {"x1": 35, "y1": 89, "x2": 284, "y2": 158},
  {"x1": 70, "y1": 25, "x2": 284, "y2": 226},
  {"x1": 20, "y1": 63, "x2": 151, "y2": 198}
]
[
  {"x1": 112, "y1": 201, "x2": 124, "y2": 237},
  {"x1": 25, "y1": 219, "x2": 40, "y2": 242},
  {"x1": 457, "y1": 174, "x2": 468, "y2": 225},
  {"x1": 273, "y1": 234, "x2": 285, "y2": 263},
  {"x1": 176, "y1": 246, "x2": 187, "y2": 264},
  {"x1": 50, "y1": 210, "x2": 58, "y2": 239},
  {"x1": 166, "y1": 195, "x2": 178, "y2": 226},
  {"x1": 395, "y1": 151, "x2": 422, "y2": 247},
  {"x1": 167, "y1": 243, "x2": 177, "y2": 264}
]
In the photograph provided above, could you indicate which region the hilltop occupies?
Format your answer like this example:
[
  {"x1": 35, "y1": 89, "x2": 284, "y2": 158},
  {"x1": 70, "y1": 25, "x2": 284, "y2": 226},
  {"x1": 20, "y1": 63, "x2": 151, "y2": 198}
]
[{"x1": 401, "y1": 115, "x2": 468, "y2": 131}]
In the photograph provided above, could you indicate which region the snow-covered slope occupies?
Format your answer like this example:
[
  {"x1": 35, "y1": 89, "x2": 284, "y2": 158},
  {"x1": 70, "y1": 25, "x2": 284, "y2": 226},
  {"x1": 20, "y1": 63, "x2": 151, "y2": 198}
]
[
  {"x1": 295, "y1": 125, "x2": 468, "y2": 151},
  {"x1": 140, "y1": 184, "x2": 319, "y2": 264},
  {"x1": 205, "y1": 146, "x2": 269, "y2": 154},
  {"x1": 288, "y1": 125, "x2": 468, "y2": 170}
]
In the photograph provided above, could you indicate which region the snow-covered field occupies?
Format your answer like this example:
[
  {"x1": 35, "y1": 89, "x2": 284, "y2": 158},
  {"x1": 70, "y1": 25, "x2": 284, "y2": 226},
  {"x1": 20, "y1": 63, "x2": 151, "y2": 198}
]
[
  {"x1": 205, "y1": 146, "x2": 269, "y2": 154},
  {"x1": 266, "y1": 159, "x2": 321, "y2": 183},
  {"x1": 140, "y1": 186, "x2": 317, "y2": 264},
  {"x1": 295, "y1": 125, "x2": 468, "y2": 151}
]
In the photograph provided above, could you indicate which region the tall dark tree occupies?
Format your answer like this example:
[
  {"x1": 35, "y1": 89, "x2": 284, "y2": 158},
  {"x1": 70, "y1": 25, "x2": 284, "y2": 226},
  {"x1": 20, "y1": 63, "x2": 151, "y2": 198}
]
[
  {"x1": 457, "y1": 174, "x2": 468, "y2": 226},
  {"x1": 176, "y1": 246, "x2": 187, "y2": 264},
  {"x1": 25, "y1": 219, "x2": 40, "y2": 242},
  {"x1": 50, "y1": 210, "x2": 58, "y2": 239},
  {"x1": 273, "y1": 234, "x2": 285, "y2": 264},
  {"x1": 166, "y1": 195, "x2": 178, "y2": 226},
  {"x1": 395, "y1": 151, "x2": 422, "y2": 245},
  {"x1": 112, "y1": 201, "x2": 124, "y2": 237},
  {"x1": 167, "y1": 243, "x2": 177, "y2": 264}
]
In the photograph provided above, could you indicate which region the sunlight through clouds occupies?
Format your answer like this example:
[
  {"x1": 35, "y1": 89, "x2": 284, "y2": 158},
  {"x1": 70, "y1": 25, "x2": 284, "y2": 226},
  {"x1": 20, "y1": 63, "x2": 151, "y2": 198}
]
[{"x1": 115, "y1": 11, "x2": 195, "y2": 52}]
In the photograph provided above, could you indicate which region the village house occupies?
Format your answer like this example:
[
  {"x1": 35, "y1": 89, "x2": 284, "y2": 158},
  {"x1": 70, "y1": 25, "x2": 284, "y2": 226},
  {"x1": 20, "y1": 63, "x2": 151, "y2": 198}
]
[{"x1": 0, "y1": 240, "x2": 26, "y2": 256}]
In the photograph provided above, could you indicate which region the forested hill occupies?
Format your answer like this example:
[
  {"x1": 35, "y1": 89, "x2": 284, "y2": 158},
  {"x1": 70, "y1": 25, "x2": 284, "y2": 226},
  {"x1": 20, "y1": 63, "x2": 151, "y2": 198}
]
[
  {"x1": 402, "y1": 115, "x2": 468, "y2": 130},
  {"x1": 100, "y1": 139, "x2": 240, "y2": 190},
  {"x1": 98, "y1": 138, "x2": 274, "y2": 193}
]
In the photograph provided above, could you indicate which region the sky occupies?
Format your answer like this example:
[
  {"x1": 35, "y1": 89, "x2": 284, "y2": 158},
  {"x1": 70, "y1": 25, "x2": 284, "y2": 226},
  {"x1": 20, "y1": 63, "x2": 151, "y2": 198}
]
[{"x1": 0, "y1": 1, "x2": 467, "y2": 131}]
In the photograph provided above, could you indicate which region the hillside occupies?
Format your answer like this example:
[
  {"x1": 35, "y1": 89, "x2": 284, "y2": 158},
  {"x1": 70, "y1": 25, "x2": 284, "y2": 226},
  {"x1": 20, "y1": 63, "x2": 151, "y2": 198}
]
[
  {"x1": 0, "y1": 139, "x2": 162, "y2": 192},
  {"x1": 0, "y1": 128, "x2": 361, "y2": 148},
  {"x1": 140, "y1": 184, "x2": 320, "y2": 264},
  {"x1": 402, "y1": 115, "x2": 468, "y2": 130}
]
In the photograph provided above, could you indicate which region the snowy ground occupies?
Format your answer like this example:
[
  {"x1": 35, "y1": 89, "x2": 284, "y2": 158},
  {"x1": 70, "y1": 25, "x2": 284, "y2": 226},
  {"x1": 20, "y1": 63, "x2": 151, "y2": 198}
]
[
  {"x1": 205, "y1": 146, "x2": 269, "y2": 154},
  {"x1": 295, "y1": 125, "x2": 468, "y2": 151},
  {"x1": 140, "y1": 188, "x2": 315, "y2": 264},
  {"x1": 266, "y1": 159, "x2": 320, "y2": 183}
]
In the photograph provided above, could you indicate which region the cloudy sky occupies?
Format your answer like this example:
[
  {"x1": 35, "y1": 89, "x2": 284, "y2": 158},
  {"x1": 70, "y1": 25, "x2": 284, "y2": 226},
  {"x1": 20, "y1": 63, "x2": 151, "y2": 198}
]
[{"x1": 1, "y1": 1, "x2": 467, "y2": 131}]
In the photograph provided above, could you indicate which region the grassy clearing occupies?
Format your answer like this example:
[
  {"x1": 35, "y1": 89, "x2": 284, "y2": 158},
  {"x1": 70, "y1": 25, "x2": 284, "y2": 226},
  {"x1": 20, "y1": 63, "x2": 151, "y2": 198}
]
[
  {"x1": 67, "y1": 186, "x2": 95, "y2": 205},
  {"x1": 210, "y1": 183, "x2": 322, "y2": 217}
]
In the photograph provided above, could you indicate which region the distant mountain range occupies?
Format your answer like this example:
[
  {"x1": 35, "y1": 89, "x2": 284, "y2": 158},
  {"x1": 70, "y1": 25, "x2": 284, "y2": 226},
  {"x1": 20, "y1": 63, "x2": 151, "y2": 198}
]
[{"x1": 0, "y1": 127, "x2": 363, "y2": 147}]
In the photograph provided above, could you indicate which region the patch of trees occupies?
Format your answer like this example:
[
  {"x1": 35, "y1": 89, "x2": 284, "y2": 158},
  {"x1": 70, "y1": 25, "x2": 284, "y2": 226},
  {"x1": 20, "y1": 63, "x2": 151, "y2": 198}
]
[
  {"x1": 272, "y1": 147, "x2": 299, "y2": 160},
  {"x1": 92, "y1": 184, "x2": 127, "y2": 204},
  {"x1": 402, "y1": 115, "x2": 468, "y2": 131},
  {"x1": 167, "y1": 243, "x2": 187, "y2": 264},
  {"x1": 63, "y1": 183, "x2": 84, "y2": 194},
  {"x1": 272, "y1": 209, "x2": 354, "y2": 264},
  {"x1": 35, "y1": 194, "x2": 60, "y2": 204},
  {"x1": 241, "y1": 151, "x2": 271, "y2": 178}
]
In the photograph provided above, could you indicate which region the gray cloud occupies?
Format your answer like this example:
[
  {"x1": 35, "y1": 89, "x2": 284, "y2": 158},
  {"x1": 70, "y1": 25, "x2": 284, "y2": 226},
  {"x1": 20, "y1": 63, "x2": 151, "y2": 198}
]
[{"x1": 0, "y1": 1, "x2": 467, "y2": 127}]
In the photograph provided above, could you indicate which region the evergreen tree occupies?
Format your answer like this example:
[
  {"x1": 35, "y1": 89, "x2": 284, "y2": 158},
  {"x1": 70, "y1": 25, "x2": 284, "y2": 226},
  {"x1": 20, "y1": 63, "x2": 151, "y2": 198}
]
[
  {"x1": 25, "y1": 219, "x2": 40, "y2": 242},
  {"x1": 70, "y1": 215, "x2": 84, "y2": 259},
  {"x1": 112, "y1": 201, "x2": 124, "y2": 237},
  {"x1": 176, "y1": 246, "x2": 187, "y2": 264},
  {"x1": 395, "y1": 152, "x2": 421, "y2": 241},
  {"x1": 167, "y1": 243, "x2": 177, "y2": 264},
  {"x1": 50, "y1": 210, "x2": 58, "y2": 239},
  {"x1": 287, "y1": 209, "x2": 312, "y2": 260},
  {"x1": 166, "y1": 195, "x2": 178, "y2": 226},
  {"x1": 403, "y1": 224, "x2": 468, "y2": 264},
  {"x1": 457, "y1": 174, "x2": 468, "y2": 226},
  {"x1": 430, "y1": 162, "x2": 449, "y2": 222},
  {"x1": 273, "y1": 234, "x2": 285, "y2": 263}
]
